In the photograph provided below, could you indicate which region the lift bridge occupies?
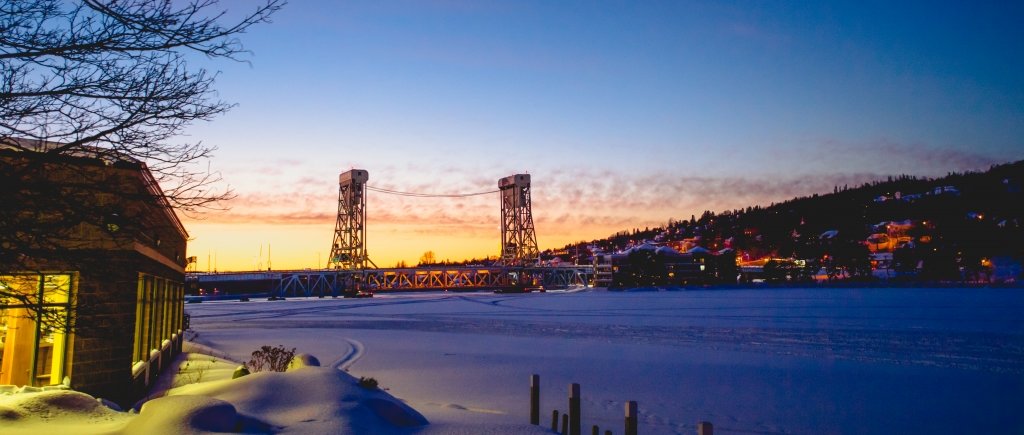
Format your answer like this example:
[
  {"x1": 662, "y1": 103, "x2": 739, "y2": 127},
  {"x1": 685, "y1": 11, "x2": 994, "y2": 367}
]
[{"x1": 188, "y1": 170, "x2": 592, "y2": 297}]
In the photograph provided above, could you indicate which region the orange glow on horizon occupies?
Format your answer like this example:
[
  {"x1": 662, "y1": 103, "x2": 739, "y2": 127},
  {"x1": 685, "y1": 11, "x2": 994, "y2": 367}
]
[
  {"x1": 177, "y1": 167, "x2": 839, "y2": 272},
  {"x1": 182, "y1": 219, "x2": 623, "y2": 272},
  {"x1": 180, "y1": 220, "x2": 614, "y2": 270}
]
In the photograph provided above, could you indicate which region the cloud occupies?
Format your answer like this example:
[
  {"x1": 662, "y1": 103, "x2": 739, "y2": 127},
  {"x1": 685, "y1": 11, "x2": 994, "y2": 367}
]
[
  {"x1": 186, "y1": 183, "x2": 498, "y2": 228},
  {"x1": 188, "y1": 211, "x2": 335, "y2": 225},
  {"x1": 185, "y1": 158, "x2": 962, "y2": 249},
  {"x1": 804, "y1": 138, "x2": 1006, "y2": 175},
  {"x1": 400, "y1": 222, "x2": 494, "y2": 238},
  {"x1": 528, "y1": 168, "x2": 889, "y2": 241},
  {"x1": 869, "y1": 141, "x2": 1003, "y2": 172}
]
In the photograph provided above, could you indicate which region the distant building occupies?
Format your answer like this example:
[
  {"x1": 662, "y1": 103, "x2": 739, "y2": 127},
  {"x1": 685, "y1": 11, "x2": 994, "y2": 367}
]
[
  {"x1": 595, "y1": 243, "x2": 736, "y2": 288},
  {"x1": 1, "y1": 147, "x2": 186, "y2": 405}
]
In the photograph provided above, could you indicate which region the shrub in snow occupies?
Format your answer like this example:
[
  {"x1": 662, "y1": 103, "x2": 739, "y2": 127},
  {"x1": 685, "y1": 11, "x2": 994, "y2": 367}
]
[
  {"x1": 358, "y1": 377, "x2": 379, "y2": 390},
  {"x1": 287, "y1": 353, "x2": 320, "y2": 371},
  {"x1": 246, "y1": 345, "x2": 296, "y2": 372},
  {"x1": 232, "y1": 365, "x2": 251, "y2": 379},
  {"x1": 174, "y1": 360, "x2": 213, "y2": 386}
]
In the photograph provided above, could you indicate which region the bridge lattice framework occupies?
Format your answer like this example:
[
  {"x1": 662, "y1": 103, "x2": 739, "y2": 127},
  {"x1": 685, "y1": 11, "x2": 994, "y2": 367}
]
[
  {"x1": 328, "y1": 169, "x2": 542, "y2": 270},
  {"x1": 272, "y1": 265, "x2": 592, "y2": 297},
  {"x1": 188, "y1": 169, "x2": 594, "y2": 296}
]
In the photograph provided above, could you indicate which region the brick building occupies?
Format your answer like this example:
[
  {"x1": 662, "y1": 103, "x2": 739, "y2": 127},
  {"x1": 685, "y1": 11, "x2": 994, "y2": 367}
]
[{"x1": 1, "y1": 147, "x2": 187, "y2": 405}]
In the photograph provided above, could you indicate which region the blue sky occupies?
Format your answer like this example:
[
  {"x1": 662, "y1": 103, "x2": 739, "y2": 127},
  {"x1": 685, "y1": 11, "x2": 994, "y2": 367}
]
[{"x1": 181, "y1": 1, "x2": 1024, "y2": 270}]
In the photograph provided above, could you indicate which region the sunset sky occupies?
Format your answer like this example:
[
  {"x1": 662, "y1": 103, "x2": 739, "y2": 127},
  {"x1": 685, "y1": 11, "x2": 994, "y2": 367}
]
[{"x1": 180, "y1": 1, "x2": 1023, "y2": 271}]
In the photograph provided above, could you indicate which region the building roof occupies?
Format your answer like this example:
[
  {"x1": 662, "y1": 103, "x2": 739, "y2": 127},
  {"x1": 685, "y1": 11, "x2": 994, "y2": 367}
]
[{"x1": 0, "y1": 139, "x2": 187, "y2": 240}]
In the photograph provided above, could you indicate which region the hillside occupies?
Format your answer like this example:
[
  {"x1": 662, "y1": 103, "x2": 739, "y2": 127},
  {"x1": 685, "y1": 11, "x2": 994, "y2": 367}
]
[{"x1": 546, "y1": 160, "x2": 1024, "y2": 282}]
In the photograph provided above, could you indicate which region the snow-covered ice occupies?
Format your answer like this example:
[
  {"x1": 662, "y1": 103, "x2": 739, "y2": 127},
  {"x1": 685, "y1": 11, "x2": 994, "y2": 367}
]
[
  {"x1": 184, "y1": 287, "x2": 1024, "y2": 434},
  {"x1": 3, "y1": 287, "x2": 1022, "y2": 434}
]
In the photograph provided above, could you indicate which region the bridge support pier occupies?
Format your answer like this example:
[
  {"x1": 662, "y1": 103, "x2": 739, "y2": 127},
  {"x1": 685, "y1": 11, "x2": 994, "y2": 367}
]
[
  {"x1": 329, "y1": 169, "x2": 375, "y2": 270},
  {"x1": 499, "y1": 174, "x2": 539, "y2": 265}
]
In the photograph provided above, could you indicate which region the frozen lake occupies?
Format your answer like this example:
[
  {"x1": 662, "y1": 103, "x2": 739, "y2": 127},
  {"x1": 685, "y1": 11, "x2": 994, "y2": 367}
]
[{"x1": 186, "y1": 287, "x2": 1024, "y2": 434}]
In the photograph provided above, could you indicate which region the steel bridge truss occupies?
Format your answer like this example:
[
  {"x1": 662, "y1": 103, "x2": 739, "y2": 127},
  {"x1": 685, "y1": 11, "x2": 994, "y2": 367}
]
[
  {"x1": 278, "y1": 271, "x2": 340, "y2": 296},
  {"x1": 271, "y1": 265, "x2": 593, "y2": 298}
]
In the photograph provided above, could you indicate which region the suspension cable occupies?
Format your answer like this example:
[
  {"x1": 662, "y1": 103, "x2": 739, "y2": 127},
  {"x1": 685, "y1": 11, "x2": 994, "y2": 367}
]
[{"x1": 366, "y1": 185, "x2": 499, "y2": 198}]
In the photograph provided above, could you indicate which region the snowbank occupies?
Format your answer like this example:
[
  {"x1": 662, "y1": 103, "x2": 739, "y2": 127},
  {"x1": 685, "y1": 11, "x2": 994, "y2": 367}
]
[
  {"x1": 1, "y1": 341, "x2": 551, "y2": 434},
  {"x1": 0, "y1": 390, "x2": 130, "y2": 434},
  {"x1": 123, "y1": 395, "x2": 245, "y2": 434},
  {"x1": 1, "y1": 347, "x2": 550, "y2": 434},
  {"x1": 163, "y1": 365, "x2": 429, "y2": 433}
]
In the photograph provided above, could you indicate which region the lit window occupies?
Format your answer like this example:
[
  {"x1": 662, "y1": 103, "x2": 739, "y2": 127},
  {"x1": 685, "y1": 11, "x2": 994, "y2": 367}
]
[{"x1": 0, "y1": 273, "x2": 74, "y2": 387}]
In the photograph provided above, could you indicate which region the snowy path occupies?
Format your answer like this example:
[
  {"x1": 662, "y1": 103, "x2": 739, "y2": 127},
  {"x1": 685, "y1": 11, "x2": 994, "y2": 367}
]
[
  {"x1": 188, "y1": 288, "x2": 1024, "y2": 434},
  {"x1": 332, "y1": 338, "x2": 365, "y2": 371}
]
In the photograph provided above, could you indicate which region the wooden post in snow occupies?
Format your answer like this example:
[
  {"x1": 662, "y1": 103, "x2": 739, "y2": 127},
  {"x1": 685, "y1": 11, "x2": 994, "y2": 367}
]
[
  {"x1": 552, "y1": 410, "x2": 560, "y2": 432},
  {"x1": 530, "y1": 374, "x2": 540, "y2": 425},
  {"x1": 561, "y1": 412, "x2": 569, "y2": 434},
  {"x1": 697, "y1": 421, "x2": 714, "y2": 435},
  {"x1": 569, "y1": 383, "x2": 581, "y2": 435},
  {"x1": 625, "y1": 401, "x2": 638, "y2": 435},
  {"x1": 591, "y1": 425, "x2": 599, "y2": 435}
]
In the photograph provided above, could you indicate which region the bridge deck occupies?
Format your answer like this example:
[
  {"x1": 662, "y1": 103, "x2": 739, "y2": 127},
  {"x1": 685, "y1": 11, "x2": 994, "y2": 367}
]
[{"x1": 188, "y1": 265, "x2": 594, "y2": 297}]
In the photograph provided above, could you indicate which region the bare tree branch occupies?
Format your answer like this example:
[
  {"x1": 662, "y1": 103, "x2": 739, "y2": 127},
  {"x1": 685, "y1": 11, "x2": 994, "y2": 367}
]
[{"x1": 1, "y1": 0, "x2": 284, "y2": 328}]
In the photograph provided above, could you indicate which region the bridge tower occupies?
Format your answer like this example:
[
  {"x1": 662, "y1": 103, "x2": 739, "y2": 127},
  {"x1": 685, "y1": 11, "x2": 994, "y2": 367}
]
[
  {"x1": 329, "y1": 169, "x2": 375, "y2": 270},
  {"x1": 499, "y1": 174, "x2": 539, "y2": 265}
]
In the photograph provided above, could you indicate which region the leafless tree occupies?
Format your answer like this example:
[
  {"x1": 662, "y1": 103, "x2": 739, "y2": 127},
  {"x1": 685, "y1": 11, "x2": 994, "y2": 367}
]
[
  {"x1": 1, "y1": 0, "x2": 284, "y2": 329},
  {"x1": 1, "y1": 0, "x2": 283, "y2": 210},
  {"x1": 418, "y1": 251, "x2": 437, "y2": 266}
]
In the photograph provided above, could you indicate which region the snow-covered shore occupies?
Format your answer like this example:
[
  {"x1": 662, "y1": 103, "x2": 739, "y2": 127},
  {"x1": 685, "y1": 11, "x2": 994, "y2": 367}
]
[
  {"x1": 3, "y1": 287, "x2": 1022, "y2": 434},
  {"x1": 0, "y1": 342, "x2": 548, "y2": 434},
  {"x1": 186, "y1": 287, "x2": 1024, "y2": 434}
]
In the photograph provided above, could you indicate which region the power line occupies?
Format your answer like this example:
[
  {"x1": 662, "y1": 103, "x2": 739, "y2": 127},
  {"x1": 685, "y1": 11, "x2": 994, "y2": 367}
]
[{"x1": 366, "y1": 185, "x2": 498, "y2": 198}]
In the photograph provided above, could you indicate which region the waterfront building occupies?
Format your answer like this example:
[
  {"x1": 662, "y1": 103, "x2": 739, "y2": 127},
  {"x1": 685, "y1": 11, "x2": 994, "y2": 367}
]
[{"x1": 1, "y1": 146, "x2": 186, "y2": 404}]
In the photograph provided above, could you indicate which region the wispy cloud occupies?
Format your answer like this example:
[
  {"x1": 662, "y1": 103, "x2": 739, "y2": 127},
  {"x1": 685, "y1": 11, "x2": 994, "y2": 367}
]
[
  {"x1": 185, "y1": 161, "x2": 958, "y2": 247},
  {"x1": 525, "y1": 169, "x2": 887, "y2": 241},
  {"x1": 804, "y1": 138, "x2": 1006, "y2": 175},
  {"x1": 190, "y1": 211, "x2": 335, "y2": 225},
  {"x1": 868, "y1": 141, "x2": 1004, "y2": 172}
]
